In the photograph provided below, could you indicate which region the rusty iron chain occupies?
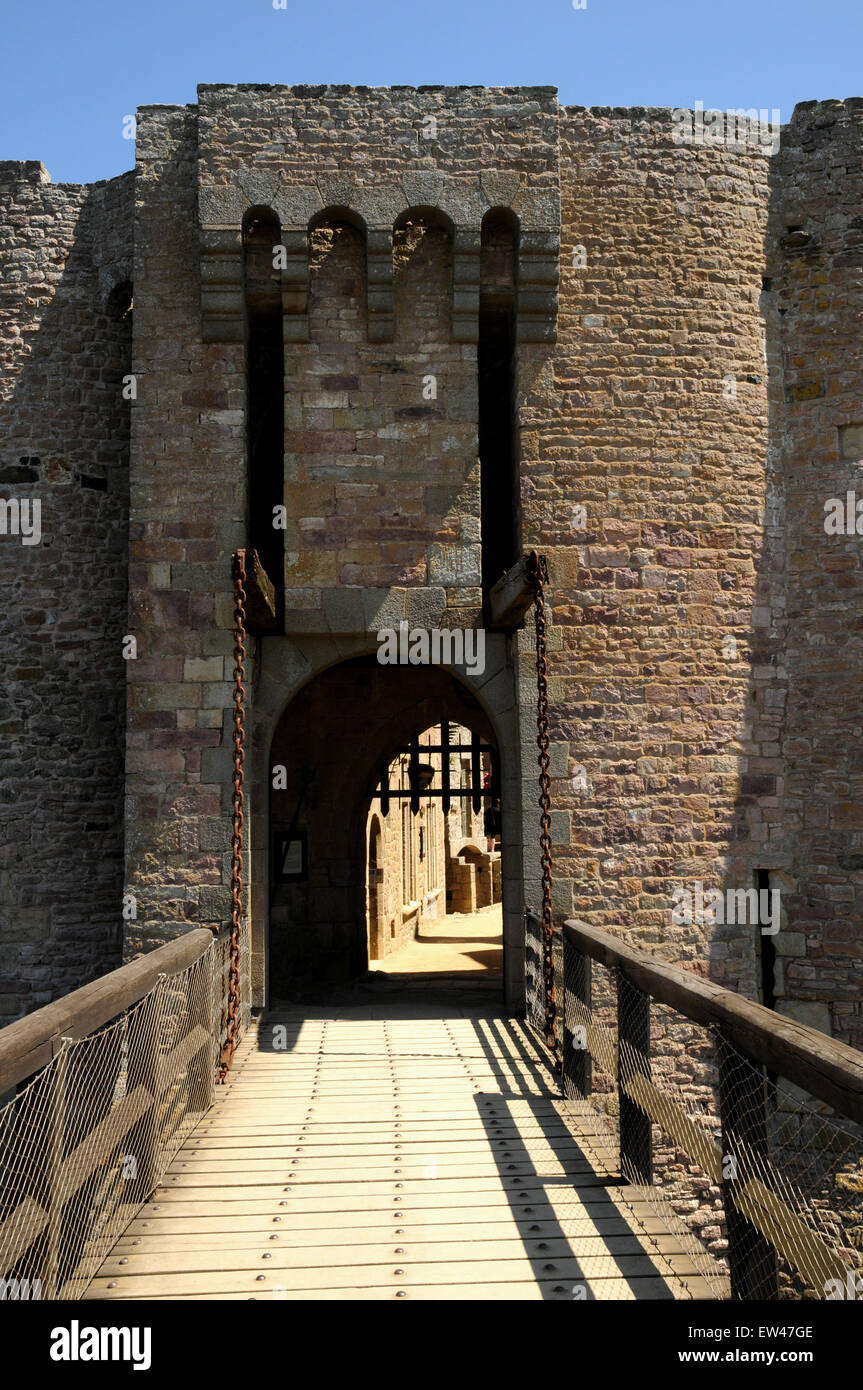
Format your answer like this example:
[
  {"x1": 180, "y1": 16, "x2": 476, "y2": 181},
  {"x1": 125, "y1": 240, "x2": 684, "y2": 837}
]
[
  {"x1": 218, "y1": 550, "x2": 248, "y2": 1082},
  {"x1": 527, "y1": 550, "x2": 560, "y2": 1071}
]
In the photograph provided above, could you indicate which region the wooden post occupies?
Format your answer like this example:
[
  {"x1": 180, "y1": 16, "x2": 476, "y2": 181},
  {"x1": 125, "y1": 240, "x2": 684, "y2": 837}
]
[
  {"x1": 717, "y1": 1033, "x2": 780, "y2": 1300},
  {"x1": 187, "y1": 951, "x2": 215, "y2": 1119},
  {"x1": 441, "y1": 720, "x2": 451, "y2": 815},
  {"x1": 562, "y1": 934, "x2": 592, "y2": 1102},
  {"x1": 123, "y1": 978, "x2": 164, "y2": 1208},
  {"x1": 487, "y1": 556, "x2": 537, "y2": 631},
  {"x1": 0, "y1": 928, "x2": 214, "y2": 1096},
  {"x1": 43, "y1": 1043, "x2": 68, "y2": 1298},
  {"x1": 617, "y1": 972, "x2": 653, "y2": 1185}
]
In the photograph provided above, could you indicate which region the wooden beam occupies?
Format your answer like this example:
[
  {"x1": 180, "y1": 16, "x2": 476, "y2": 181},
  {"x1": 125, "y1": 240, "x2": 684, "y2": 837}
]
[
  {"x1": 562, "y1": 936, "x2": 592, "y2": 1102},
  {"x1": 393, "y1": 743, "x2": 493, "y2": 755},
  {"x1": 487, "y1": 555, "x2": 536, "y2": 630},
  {"x1": 567, "y1": 1011, "x2": 850, "y2": 1289},
  {"x1": 563, "y1": 919, "x2": 863, "y2": 1126},
  {"x1": 58, "y1": 1085, "x2": 154, "y2": 1205},
  {"x1": 56, "y1": 1026, "x2": 210, "y2": 1206},
  {"x1": 718, "y1": 1036, "x2": 779, "y2": 1298},
  {"x1": 618, "y1": 976, "x2": 652, "y2": 1186},
  {"x1": 0, "y1": 1195, "x2": 48, "y2": 1273},
  {"x1": 0, "y1": 929, "x2": 214, "y2": 1093},
  {"x1": 370, "y1": 789, "x2": 489, "y2": 801},
  {"x1": 620, "y1": 1069, "x2": 847, "y2": 1287},
  {"x1": 242, "y1": 548, "x2": 279, "y2": 633},
  {"x1": 1, "y1": 1024, "x2": 213, "y2": 1275},
  {"x1": 623, "y1": 1070, "x2": 720, "y2": 1185}
]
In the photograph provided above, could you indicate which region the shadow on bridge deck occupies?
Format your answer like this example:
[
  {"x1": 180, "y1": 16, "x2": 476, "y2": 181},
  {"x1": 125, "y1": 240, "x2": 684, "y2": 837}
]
[{"x1": 85, "y1": 1003, "x2": 718, "y2": 1300}]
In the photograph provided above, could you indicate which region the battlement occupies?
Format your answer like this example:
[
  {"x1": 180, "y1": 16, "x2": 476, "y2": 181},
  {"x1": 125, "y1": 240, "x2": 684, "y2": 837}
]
[{"x1": 0, "y1": 160, "x2": 51, "y2": 184}]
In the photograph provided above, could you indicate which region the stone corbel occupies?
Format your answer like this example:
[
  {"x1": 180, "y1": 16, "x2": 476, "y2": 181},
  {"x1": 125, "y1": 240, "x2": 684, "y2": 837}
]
[
  {"x1": 367, "y1": 228, "x2": 394, "y2": 343},
  {"x1": 280, "y1": 229, "x2": 309, "y2": 343},
  {"x1": 452, "y1": 229, "x2": 482, "y2": 344},
  {"x1": 517, "y1": 230, "x2": 559, "y2": 344},
  {"x1": 200, "y1": 229, "x2": 244, "y2": 343}
]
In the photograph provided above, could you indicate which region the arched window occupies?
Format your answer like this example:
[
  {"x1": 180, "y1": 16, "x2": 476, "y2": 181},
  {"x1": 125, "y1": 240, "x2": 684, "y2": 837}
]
[
  {"x1": 106, "y1": 279, "x2": 133, "y2": 323},
  {"x1": 393, "y1": 206, "x2": 454, "y2": 345},
  {"x1": 307, "y1": 208, "x2": 368, "y2": 344}
]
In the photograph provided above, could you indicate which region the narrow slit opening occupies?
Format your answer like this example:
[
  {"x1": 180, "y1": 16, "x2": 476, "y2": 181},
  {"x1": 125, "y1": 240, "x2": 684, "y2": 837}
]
[
  {"x1": 243, "y1": 206, "x2": 285, "y2": 615},
  {"x1": 479, "y1": 209, "x2": 518, "y2": 597}
]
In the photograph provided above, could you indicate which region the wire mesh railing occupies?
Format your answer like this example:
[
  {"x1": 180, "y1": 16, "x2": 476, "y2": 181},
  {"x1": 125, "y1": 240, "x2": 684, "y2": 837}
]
[
  {"x1": 548, "y1": 919, "x2": 863, "y2": 1301},
  {"x1": 0, "y1": 920, "x2": 249, "y2": 1300}
]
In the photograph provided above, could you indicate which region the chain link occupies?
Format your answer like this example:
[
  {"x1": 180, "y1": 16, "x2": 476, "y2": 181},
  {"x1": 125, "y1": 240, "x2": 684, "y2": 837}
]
[
  {"x1": 527, "y1": 550, "x2": 560, "y2": 1070},
  {"x1": 218, "y1": 550, "x2": 248, "y2": 1082}
]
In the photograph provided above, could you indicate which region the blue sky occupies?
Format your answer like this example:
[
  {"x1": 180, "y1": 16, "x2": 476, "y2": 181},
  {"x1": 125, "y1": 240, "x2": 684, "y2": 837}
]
[{"x1": 2, "y1": 0, "x2": 860, "y2": 184}]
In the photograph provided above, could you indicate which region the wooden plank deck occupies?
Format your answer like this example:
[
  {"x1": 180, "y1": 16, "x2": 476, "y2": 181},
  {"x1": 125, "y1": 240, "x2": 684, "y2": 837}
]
[{"x1": 85, "y1": 1006, "x2": 726, "y2": 1301}]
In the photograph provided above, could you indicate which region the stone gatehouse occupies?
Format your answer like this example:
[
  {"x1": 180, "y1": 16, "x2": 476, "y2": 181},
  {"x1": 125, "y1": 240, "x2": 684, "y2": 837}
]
[{"x1": 1, "y1": 86, "x2": 862, "y2": 1047}]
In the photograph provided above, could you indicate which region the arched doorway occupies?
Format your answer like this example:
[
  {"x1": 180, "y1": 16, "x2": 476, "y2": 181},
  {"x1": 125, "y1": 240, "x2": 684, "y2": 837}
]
[
  {"x1": 266, "y1": 654, "x2": 512, "y2": 1000},
  {"x1": 360, "y1": 719, "x2": 504, "y2": 994}
]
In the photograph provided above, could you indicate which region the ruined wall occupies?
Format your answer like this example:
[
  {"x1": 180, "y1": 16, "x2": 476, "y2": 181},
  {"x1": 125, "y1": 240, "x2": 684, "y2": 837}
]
[
  {"x1": 0, "y1": 161, "x2": 132, "y2": 1019},
  {"x1": 768, "y1": 99, "x2": 863, "y2": 1047},
  {"x1": 533, "y1": 109, "x2": 774, "y2": 997}
]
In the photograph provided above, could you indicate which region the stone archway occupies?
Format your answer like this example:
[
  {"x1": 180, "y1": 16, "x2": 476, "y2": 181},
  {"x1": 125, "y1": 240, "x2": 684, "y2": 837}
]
[
  {"x1": 247, "y1": 633, "x2": 528, "y2": 1009},
  {"x1": 266, "y1": 657, "x2": 498, "y2": 994}
]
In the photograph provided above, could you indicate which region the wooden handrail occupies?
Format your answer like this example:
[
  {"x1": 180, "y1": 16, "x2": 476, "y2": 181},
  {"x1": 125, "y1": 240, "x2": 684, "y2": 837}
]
[
  {"x1": 0, "y1": 928, "x2": 215, "y2": 1093},
  {"x1": 563, "y1": 918, "x2": 863, "y2": 1127}
]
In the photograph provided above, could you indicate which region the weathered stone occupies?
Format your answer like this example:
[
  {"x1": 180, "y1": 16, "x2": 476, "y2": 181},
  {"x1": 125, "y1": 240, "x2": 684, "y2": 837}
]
[{"x1": 2, "y1": 90, "x2": 862, "y2": 1063}]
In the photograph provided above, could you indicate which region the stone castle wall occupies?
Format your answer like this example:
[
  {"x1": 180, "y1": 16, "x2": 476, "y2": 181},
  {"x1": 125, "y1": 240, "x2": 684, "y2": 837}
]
[
  {"x1": 123, "y1": 104, "x2": 245, "y2": 960},
  {"x1": 124, "y1": 86, "x2": 558, "y2": 997},
  {"x1": 0, "y1": 161, "x2": 132, "y2": 1020},
  {"x1": 529, "y1": 107, "x2": 773, "y2": 1000},
  {"x1": 1, "y1": 89, "x2": 862, "y2": 1040},
  {"x1": 768, "y1": 99, "x2": 863, "y2": 1048},
  {"x1": 196, "y1": 83, "x2": 559, "y2": 627}
]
